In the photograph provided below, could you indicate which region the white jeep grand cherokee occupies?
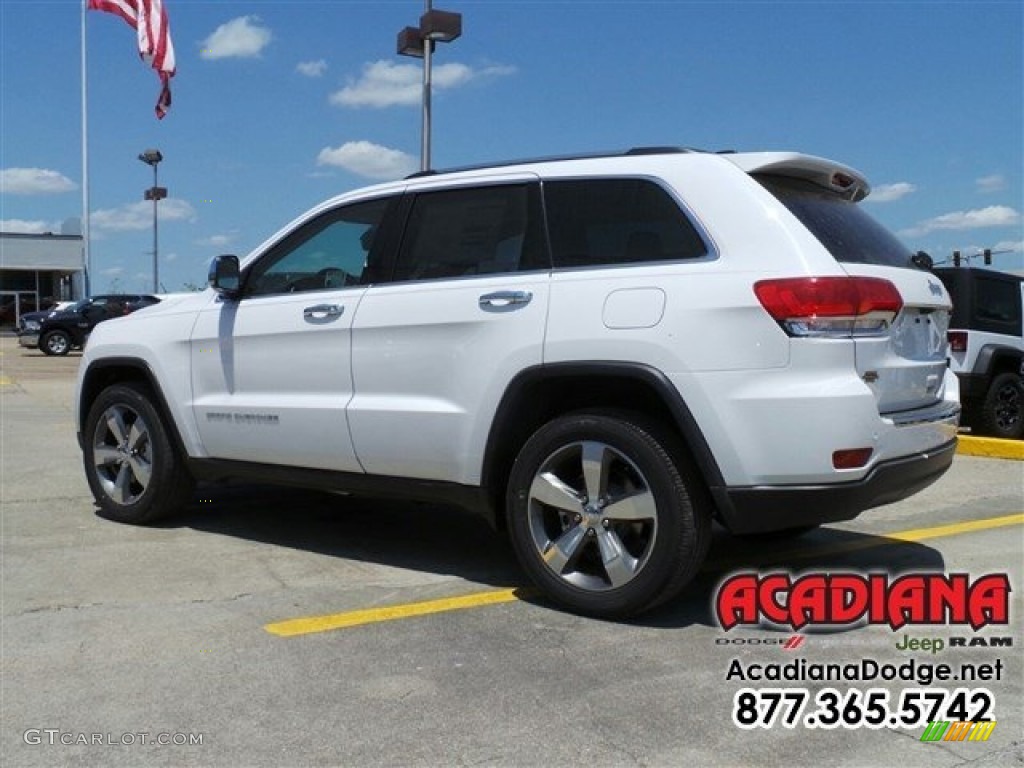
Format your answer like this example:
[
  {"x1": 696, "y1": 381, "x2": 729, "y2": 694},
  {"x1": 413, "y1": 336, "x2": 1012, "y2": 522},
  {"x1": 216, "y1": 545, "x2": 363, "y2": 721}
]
[{"x1": 75, "y1": 147, "x2": 960, "y2": 618}]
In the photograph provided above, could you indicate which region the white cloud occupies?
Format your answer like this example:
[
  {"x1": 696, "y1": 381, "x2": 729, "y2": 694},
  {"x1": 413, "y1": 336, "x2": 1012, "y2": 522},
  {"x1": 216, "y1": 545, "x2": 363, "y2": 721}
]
[
  {"x1": 101, "y1": 266, "x2": 124, "y2": 277},
  {"x1": 196, "y1": 233, "x2": 235, "y2": 248},
  {"x1": 331, "y1": 60, "x2": 514, "y2": 108},
  {"x1": 317, "y1": 141, "x2": 418, "y2": 180},
  {"x1": 0, "y1": 218, "x2": 59, "y2": 233},
  {"x1": 200, "y1": 16, "x2": 271, "y2": 60},
  {"x1": 477, "y1": 64, "x2": 517, "y2": 78},
  {"x1": 91, "y1": 199, "x2": 196, "y2": 233},
  {"x1": 975, "y1": 174, "x2": 1007, "y2": 193},
  {"x1": 867, "y1": 182, "x2": 916, "y2": 203},
  {"x1": 1, "y1": 168, "x2": 77, "y2": 195},
  {"x1": 296, "y1": 59, "x2": 327, "y2": 78},
  {"x1": 900, "y1": 205, "x2": 1021, "y2": 237},
  {"x1": 331, "y1": 61, "x2": 423, "y2": 108},
  {"x1": 993, "y1": 239, "x2": 1024, "y2": 253}
]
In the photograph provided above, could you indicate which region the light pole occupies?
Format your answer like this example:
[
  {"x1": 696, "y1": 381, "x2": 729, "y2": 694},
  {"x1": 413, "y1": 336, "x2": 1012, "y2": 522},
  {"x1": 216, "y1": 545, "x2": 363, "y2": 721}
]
[
  {"x1": 138, "y1": 149, "x2": 166, "y2": 292},
  {"x1": 397, "y1": 2, "x2": 462, "y2": 172}
]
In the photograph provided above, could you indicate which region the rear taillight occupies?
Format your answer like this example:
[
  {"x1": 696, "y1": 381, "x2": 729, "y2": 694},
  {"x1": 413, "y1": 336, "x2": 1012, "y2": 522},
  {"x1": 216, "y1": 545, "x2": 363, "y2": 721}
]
[
  {"x1": 948, "y1": 331, "x2": 967, "y2": 353},
  {"x1": 754, "y1": 277, "x2": 903, "y2": 338}
]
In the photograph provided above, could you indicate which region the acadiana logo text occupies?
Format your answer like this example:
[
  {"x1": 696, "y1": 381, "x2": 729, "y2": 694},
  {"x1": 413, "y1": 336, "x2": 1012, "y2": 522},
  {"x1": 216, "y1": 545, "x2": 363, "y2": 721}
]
[{"x1": 715, "y1": 572, "x2": 1010, "y2": 632}]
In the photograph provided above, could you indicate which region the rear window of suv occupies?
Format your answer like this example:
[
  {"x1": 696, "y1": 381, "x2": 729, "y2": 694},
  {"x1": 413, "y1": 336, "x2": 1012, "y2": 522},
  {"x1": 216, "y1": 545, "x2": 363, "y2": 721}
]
[{"x1": 757, "y1": 175, "x2": 915, "y2": 269}]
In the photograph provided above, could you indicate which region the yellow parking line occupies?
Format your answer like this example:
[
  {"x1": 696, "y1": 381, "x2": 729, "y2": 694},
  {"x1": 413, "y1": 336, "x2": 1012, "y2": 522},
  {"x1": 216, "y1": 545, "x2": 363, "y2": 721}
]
[
  {"x1": 266, "y1": 513, "x2": 1024, "y2": 637},
  {"x1": 265, "y1": 587, "x2": 522, "y2": 637},
  {"x1": 882, "y1": 512, "x2": 1024, "y2": 542},
  {"x1": 957, "y1": 435, "x2": 1024, "y2": 460}
]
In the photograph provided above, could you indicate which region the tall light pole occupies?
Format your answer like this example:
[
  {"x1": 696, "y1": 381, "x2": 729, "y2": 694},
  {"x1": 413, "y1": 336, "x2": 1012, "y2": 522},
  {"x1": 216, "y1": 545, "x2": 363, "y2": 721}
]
[
  {"x1": 397, "y1": 2, "x2": 462, "y2": 172},
  {"x1": 138, "y1": 149, "x2": 166, "y2": 292}
]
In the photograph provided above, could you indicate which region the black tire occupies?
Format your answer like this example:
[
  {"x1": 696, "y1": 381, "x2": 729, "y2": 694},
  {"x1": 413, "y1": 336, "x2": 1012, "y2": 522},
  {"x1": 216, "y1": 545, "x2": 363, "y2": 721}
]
[
  {"x1": 979, "y1": 372, "x2": 1024, "y2": 439},
  {"x1": 83, "y1": 382, "x2": 194, "y2": 524},
  {"x1": 506, "y1": 411, "x2": 711, "y2": 619},
  {"x1": 41, "y1": 329, "x2": 71, "y2": 356}
]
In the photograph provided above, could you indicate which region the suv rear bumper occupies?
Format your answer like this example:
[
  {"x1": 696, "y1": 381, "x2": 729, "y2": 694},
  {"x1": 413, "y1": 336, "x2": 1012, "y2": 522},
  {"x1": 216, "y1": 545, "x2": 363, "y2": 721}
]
[{"x1": 713, "y1": 438, "x2": 957, "y2": 534}]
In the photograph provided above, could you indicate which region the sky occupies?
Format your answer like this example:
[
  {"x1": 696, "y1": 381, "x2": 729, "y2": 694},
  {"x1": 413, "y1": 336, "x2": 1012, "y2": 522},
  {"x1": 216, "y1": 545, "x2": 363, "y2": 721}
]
[{"x1": 1, "y1": 0, "x2": 1022, "y2": 294}]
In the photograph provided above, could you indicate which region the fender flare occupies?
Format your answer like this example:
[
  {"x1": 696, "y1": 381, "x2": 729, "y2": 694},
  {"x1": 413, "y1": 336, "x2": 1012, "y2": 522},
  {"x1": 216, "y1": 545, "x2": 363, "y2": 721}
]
[{"x1": 481, "y1": 361, "x2": 728, "y2": 512}]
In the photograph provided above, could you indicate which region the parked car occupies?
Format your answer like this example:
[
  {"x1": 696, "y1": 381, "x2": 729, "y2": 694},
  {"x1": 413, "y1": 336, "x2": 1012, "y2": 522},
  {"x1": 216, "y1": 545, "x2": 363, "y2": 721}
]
[
  {"x1": 14, "y1": 301, "x2": 75, "y2": 338},
  {"x1": 23, "y1": 295, "x2": 160, "y2": 356},
  {"x1": 934, "y1": 267, "x2": 1023, "y2": 439},
  {"x1": 74, "y1": 147, "x2": 959, "y2": 618}
]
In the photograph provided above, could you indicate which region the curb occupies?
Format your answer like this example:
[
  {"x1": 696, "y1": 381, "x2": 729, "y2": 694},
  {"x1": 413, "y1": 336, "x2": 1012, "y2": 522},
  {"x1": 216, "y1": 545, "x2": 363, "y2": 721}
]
[{"x1": 956, "y1": 435, "x2": 1024, "y2": 461}]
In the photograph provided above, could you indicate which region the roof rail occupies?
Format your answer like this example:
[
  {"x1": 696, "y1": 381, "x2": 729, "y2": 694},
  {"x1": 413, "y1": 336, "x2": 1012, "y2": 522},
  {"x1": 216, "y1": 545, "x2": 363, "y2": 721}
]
[{"x1": 403, "y1": 146, "x2": 700, "y2": 180}]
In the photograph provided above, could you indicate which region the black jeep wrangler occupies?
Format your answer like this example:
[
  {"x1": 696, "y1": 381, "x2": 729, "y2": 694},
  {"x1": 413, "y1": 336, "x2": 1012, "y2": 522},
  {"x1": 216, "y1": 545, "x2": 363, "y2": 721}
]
[{"x1": 934, "y1": 267, "x2": 1023, "y2": 439}]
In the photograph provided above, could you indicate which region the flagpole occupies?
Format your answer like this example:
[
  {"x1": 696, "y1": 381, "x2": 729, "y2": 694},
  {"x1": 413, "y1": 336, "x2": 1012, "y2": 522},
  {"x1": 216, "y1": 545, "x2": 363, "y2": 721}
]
[{"x1": 81, "y1": 0, "x2": 91, "y2": 297}]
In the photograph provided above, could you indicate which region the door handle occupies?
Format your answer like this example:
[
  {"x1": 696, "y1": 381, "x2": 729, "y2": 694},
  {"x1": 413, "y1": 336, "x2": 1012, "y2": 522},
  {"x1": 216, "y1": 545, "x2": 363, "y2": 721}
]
[
  {"x1": 479, "y1": 291, "x2": 533, "y2": 312},
  {"x1": 303, "y1": 304, "x2": 344, "y2": 322}
]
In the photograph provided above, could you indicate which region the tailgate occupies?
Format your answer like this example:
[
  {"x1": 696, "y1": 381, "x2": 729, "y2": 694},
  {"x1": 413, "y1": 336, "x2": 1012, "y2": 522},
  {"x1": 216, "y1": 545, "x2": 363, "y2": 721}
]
[{"x1": 843, "y1": 263, "x2": 951, "y2": 413}]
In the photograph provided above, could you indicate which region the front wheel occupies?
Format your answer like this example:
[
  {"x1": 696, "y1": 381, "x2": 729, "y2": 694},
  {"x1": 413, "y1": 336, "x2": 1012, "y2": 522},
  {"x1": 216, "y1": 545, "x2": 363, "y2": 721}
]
[
  {"x1": 979, "y1": 372, "x2": 1024, "y2": 439},
  {"x1": 83, "y1": 382, "x2": 194, "y2": 524},
  {"x1": 506, "y1": 411, "x2": 710, "y2": 618},
  {"x1": 41, "y1": 329, "x2": 71, "y2": 356}
]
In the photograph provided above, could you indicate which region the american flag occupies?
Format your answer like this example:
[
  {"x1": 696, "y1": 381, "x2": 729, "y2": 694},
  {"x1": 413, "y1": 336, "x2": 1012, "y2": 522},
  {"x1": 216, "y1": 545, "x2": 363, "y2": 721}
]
[{"x1": 88, "y1": 0, "x2": 176, "y2": 119}]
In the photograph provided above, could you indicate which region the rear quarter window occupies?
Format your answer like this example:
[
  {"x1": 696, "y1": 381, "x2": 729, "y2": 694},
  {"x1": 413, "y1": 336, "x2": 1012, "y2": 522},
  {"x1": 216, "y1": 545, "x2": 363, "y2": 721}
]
[
  {"x1": 757, "y1": 175, "x2": 915, "y2": 269},
  {"x1": 936, "y1": 268, "x2": 1023, "y2": 336},
  {"x1": 973, "y1": 274, "x2": 1023, "y2": 336},
  {"x1": 543, "y1": 178, "x2": 708, "y2": 268}
]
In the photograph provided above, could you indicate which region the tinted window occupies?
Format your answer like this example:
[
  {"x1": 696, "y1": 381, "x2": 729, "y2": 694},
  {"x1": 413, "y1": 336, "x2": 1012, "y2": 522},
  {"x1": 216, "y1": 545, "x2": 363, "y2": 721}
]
[
  {"x1": 974, "y1": 274, "x2": 1022, "y2": 334},
  {"x1": 757, "y1": 175, "x2": 914, "y2": 268},
  {"x1": 246, "y1": 198, "x2": 393, "y2": 296},
  {"x1": 392, "y1": 184, "x2": 547, "y2": 282},
  {"x1": 543, "y1": 178, "x2": 708, "y2": 268},
  {"x1": 82, "y1": 298, "x2": 117, "y2": 318}
]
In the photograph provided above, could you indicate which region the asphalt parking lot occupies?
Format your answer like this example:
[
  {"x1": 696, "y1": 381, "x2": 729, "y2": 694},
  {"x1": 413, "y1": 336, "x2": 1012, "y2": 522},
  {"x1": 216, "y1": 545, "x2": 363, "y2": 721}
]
[{"x1": 2, "y1": 335, "x2": 1022, "y2": 768}]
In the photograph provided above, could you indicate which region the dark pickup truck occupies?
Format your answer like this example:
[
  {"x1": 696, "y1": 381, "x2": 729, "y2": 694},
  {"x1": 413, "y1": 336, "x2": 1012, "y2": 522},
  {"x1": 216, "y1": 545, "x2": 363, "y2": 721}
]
[{"x1": 19, "y1": 294, "x2": 160, "y2": 356}]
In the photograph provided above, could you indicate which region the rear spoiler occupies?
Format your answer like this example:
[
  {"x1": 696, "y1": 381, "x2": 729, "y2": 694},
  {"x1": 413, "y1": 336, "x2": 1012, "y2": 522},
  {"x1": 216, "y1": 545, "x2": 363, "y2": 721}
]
[{"x1": 723, "y1": 152, "x2": 871, "y2": 202}]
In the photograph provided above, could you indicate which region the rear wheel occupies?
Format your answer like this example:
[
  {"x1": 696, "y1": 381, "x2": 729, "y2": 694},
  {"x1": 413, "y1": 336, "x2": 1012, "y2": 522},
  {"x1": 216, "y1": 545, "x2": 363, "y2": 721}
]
[
  {"x1": 83, "y1": 382, "x2": 194, "y2": 524},
  {"x1": 41, "y1": 329, "x2": 71, "y2": 356},
  {"x1": 506, "y1": 411, "x2": 710, "y2": 618},
  {"x1": 979, "y1": 372, "x2": 1023, "y2": 439}
]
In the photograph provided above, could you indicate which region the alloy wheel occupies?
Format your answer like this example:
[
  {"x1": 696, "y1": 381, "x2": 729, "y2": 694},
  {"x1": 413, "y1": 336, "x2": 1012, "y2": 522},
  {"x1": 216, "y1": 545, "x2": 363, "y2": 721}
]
[
  {"x1": 993, "y1": 380, "x2": 1021, "y2": 432},
  {"x1": 45, "y1": 333, "x2": 69, "y2": 355},
  {"x1": 91, "y1": 403, "x2": 153, "y2": 505},
  {"x1": 526, "y1": 440, "x2": 658, "y2": 591}
]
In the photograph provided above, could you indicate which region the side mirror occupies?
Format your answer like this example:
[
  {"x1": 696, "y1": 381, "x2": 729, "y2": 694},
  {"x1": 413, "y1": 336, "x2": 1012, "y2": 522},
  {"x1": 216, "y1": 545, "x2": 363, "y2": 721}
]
[
  {"x1": 912, "y1": 250, "x2": 934, "y2": 271},
  {"x1": 208, "y1": 254, "x2": 241, "y2": 297}
]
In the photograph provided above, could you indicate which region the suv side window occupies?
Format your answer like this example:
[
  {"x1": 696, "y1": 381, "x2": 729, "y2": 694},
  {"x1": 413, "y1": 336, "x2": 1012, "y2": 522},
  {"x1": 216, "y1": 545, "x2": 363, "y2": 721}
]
[
  {"x1": 245, "y1": 197, "x2": 395, "y2": 296},
  {"x1": 543, "y1": 178, "x2": 708, "y2": 268},
  {"x1": 391, "y1": 183, "x2": 548, "y2": 282}
]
